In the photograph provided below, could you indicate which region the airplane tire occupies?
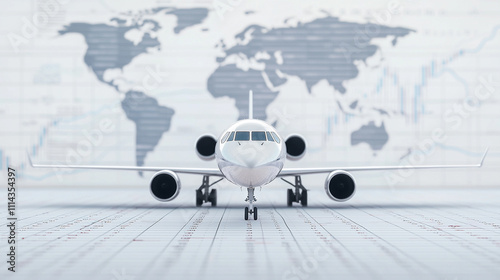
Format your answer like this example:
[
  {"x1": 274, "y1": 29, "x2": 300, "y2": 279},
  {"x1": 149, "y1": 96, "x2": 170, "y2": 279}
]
[
  {"x1": 254, "y1": 207, "x2": 258, "y2": 220},
  {"x1": 287, "y1": 189, "x2": 294, "y2": 207},
  {"x1": 300, "y1": 190, "x2": 308, "y2": 207},
  {"x1": 196, "y1": 190, "x2": 203, "y2": 207},
  {"x1": 209, "y1": 189, "x2": 217, "y2": 207},
  {"x1": 244, "y1": 207, "x2": 249, "y2": 220}
]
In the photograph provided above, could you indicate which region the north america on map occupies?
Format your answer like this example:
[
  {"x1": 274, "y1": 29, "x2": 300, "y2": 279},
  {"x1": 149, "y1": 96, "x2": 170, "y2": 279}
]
[{"x1": 59, "y1": 8, "x2": 413, "y2": 170}]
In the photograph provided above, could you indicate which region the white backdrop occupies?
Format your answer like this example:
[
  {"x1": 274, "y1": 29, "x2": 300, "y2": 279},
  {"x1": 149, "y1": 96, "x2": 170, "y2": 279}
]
[{"x1": 1, "y1": 0, "x2": 499, "y2": 189}]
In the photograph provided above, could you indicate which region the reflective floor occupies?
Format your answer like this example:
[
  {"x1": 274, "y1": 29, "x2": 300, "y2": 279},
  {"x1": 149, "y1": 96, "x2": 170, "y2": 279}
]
[{"x1": 1, "y1": 186, "x2": 500, "y2": 280}]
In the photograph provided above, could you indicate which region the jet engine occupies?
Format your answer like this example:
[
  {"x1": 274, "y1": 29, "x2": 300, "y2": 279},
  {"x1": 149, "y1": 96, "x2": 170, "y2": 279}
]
[
  {"x1": 325, "y1": 170, "x2": 356, "y2": 202},
  {"x1": 195, "y1": 134, "x2": 217, "y2": 160},
  {"x1": 285, "y1": 134, "x2": 306, "y2": 160},
  {"x1": 150, "y1": 170, "x2": 181, "y2": 201}
]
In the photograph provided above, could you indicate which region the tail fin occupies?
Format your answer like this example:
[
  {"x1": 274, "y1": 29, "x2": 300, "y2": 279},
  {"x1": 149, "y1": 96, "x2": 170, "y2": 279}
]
[{"x1": 248, "y1": 90, "x2": 253, "y2": 119}]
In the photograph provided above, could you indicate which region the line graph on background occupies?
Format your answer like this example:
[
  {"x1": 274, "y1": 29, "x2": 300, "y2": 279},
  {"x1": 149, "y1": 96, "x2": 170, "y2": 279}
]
[
  {"x1": 3, "y1": 23, "x2": 499, "y2": 184},
  {"x1": 0, "y1": 102, "x2": 120, "y2": 180},
  {"x1": 326, "y1": 24, "x2": 500, "y2": 134}
]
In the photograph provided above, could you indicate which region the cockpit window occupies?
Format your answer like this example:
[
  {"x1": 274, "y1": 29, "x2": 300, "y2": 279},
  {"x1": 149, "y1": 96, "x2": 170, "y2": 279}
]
[
  {"x1": 252, "y1": 131, "x2": 266, "y2": 141},
  {"x1": 271, "y1": 132, "x2": 281, "y2": 143},
  {"x1": 266, "y1": 132, "x2": 274, "y2": 142},
  {"x1": 235, "y1": 131, "x2": 250, "y2": 141},
  {"x1": 221, "y1": 132, "x2": 230, "y2": 143},
  {"x1": 227, "y1": 131, "x2": 235, "y2": 141}
]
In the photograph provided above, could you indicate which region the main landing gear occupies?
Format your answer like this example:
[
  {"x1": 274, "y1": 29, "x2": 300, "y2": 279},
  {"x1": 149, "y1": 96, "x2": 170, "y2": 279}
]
[
  {"x1": 282, "y1": 176, "x2": 308, "y2": 207},
  {"x1": 196, "y1": 176, "x2": 223, "y2": 207},
  {"x1": 244, "y1": 187, "x2": 258, "y2": 220}
]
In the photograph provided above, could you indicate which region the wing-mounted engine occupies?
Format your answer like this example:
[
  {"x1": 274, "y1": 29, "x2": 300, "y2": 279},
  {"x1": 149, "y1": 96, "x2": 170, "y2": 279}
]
[
  {"x1": 325, "y1": 170, "x2": 356, "y2": 202},
  {"x1": 285, "y1": 134, "x2": 306, "y2": 160},
  {"x1": 150, "y1": 170, "x2": 181, "y2": 201},
  {"x1": 195, "y1": 134, "x2": 217, "y2": 160}
]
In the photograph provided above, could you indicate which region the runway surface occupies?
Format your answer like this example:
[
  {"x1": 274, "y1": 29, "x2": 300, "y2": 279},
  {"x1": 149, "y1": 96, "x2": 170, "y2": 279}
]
[{"x1": 1, "y1": 186, "x2": 500, "y2": 280}]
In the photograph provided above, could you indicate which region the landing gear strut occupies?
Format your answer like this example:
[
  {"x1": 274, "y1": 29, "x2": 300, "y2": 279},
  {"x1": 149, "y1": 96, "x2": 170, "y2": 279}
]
[
  {"x1": 196, "y1": 176, "x2": 223, "y2": 207},
  {"x1": 244, "y1": 187, "x2": 258, "y2": 220},
  {"x1": 282, "y1": 176, "x2": 308, "y2": 207}
]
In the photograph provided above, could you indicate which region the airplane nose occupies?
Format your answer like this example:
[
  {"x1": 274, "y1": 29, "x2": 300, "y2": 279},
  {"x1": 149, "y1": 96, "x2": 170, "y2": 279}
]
[
  {"x1": 238, "y1": 154, "x2": 259, "y2": 168},
  {"x1": 237, "y1": 147, "x2": 261, "y2": 168},
  {"x1": 236, "y1": 142, "x2": 267, "y2": 168}
]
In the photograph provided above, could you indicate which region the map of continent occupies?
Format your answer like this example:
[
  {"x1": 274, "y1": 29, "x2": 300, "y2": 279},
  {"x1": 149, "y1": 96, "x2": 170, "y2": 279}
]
[
  {"x1": 58, "y1": 7, "x2": 208, "y2": 172},
  {"x1": 208, "y1": 16, "x2": 413, "y2": 150},
  {"x1": 60, "y1": 10, "x2": 413, "y2": 169},
  {"x1": 351, "y1": 121, "x2": 389, "y2": 151}
]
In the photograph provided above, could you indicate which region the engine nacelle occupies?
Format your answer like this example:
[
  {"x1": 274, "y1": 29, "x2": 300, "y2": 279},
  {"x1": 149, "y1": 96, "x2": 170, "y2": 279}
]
[
  {"x1": 195, "y1": 134, "x2": 217, "y2": 160},
  {"x1": 150, "y1": 170, "x2": 181, "y2": 202},
  {"x1": 325, "y1": 170, "x2": 356, "y2": 202},
  {"x1": 285, "y1": 134, "x2": 306, "y2": 161}
]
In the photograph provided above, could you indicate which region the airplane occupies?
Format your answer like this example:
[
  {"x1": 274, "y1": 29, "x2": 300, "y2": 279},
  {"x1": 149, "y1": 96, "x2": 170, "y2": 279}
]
[{"x1": 30, "y1": 91, "x2": 489, "y2": 220}]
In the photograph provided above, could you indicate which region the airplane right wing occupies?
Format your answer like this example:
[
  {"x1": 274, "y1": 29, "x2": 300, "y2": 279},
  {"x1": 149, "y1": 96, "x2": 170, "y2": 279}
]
[{"x1": 278, "y1": 148, "x2": 488, "y2": 177}]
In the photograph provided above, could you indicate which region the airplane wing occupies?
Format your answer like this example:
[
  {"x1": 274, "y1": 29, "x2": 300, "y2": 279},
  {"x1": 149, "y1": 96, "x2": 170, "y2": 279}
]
[
  {"x1": 278, "y1": 148, "x2": 488, "y2": 177},
  {"x1": 28, "y1": 156, "x2": 224, "y2": 177}
]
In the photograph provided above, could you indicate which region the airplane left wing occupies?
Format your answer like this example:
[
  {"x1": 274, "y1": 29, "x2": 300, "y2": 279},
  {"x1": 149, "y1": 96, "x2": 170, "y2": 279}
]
[
  {"x1": 28, "y1": 156, "x2": 224, "y2": 177},
  {"x1": 278, "y1": 148, "x2": 488, "y2": 177}
]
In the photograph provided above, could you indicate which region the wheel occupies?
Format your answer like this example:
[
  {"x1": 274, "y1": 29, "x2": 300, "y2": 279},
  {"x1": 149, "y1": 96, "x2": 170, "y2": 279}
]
[
  {"x1": 300, "y1": 190, "x2": 308, "y2": 207},
  {"x1": 287, "y1": 189, "x2": 294, "y2": 207},
  {"x1": 195, "y1": 189, "x2": 203, "y2": 207},
  {"x1": 244, "y1": 207, "x2": 249, "y2": 220},
  {"x1": 253, "y1": 207, "x2": 258, "y2": 220},
  {"x1": 209, "y1": 189, "x2": 217, "y2": 207}
]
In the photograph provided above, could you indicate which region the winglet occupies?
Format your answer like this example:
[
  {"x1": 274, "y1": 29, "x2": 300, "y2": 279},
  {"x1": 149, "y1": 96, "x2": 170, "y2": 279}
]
[
  {"x1": 248, "y1": 90, "x2": 253, "y2": 119},
  {"x1": 479, "y1": 147, "x2": 489, "y2": 167}
]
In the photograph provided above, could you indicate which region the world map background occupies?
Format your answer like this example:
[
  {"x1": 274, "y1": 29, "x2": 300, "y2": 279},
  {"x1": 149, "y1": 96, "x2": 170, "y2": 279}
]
[{"x1": 1, "y1": 0, "x2": 499, "y2": 188}]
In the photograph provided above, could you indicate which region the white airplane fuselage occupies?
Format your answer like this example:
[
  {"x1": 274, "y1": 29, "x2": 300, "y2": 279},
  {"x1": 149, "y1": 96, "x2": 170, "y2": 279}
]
[{"x1": 215, "y1": 119, "x2": 286, "y2": 188}]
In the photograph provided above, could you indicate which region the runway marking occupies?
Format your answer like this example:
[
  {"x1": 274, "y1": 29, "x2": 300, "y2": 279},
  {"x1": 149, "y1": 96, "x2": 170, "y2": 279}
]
[{"x1": 2, "y1": 187, "x2": 500, "y2": 279}]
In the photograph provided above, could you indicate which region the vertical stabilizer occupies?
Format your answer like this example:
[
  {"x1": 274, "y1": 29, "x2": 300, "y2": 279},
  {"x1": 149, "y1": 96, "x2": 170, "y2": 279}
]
[{"x1": 249, "y1": 90, "x2": 253, "y2": 119}]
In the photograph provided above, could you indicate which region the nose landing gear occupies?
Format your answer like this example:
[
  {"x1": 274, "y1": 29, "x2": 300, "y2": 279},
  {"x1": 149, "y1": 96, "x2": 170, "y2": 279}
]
[{"x1": 244, "y1": 187, "x2": 258, "y2": 220}]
